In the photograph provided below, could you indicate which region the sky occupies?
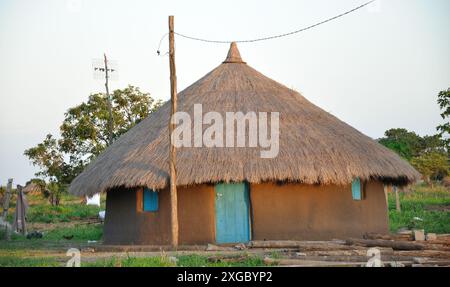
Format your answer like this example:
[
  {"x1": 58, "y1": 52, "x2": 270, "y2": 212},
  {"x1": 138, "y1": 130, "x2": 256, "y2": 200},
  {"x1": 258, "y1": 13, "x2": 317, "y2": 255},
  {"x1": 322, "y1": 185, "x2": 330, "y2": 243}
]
[{"x1": 0, "y1": 0, "x2": 449, "y2": 186}]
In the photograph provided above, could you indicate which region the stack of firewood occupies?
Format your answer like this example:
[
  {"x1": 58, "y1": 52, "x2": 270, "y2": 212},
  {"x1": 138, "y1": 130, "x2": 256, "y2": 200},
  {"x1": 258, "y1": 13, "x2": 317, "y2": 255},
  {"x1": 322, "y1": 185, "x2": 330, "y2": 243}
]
[{"x1": 250, "y1": 232, "x2": 450, "y2": 267}]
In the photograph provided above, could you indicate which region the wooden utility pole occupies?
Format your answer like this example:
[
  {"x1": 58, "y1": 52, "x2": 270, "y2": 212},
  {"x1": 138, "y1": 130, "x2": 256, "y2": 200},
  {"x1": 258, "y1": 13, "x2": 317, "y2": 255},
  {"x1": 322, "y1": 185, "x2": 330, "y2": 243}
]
[
  {"x1": 168, "y1": 15, "x2": 179, "y2": 247},
  {"x1": 1, "y1": 178, "x2": 13, "y2": 219},
  {"x1": 104, "y1": 53, "x2": 114, "y2": 145},
  {"x1": 394, "y1": 186, "x2": 401, "y2": 212}
]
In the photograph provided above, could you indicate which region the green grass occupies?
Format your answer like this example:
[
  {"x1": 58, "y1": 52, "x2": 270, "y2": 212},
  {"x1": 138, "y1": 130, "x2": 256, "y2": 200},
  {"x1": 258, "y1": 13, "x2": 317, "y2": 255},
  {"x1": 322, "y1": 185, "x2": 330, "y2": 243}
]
[
  {"x1": 388, "y1": 184, "x2": 450, "y2": 233},
  {"x1": 84, "y1": 256, "x2": 177, "y2": 267},
  {"x1": 26, "y1": 224, "x2": 101, "y2": 241},
  {"x1": 1, "y1": 224, "x2": 102, "y2": 243},
  {"x1": 25, "y1": 193, "x2": 105, "y2": 223},
  {"x1": 5, "y1": 193, "x2": 105, "y2": 224},
  {"x1": 43, "y1": 224, "x2": 103, "y2": 241},
  {"x1": 27, "y1": 204, "x2": 102, "y2": 223},
  {"x1": 83, "y1": 254, "x2": 267, "y2": 267},
  {"x1": 0, "y1": 254, "x2": 268, "y2": 267},
  {"x1": 0, "y1": 256, "x2": 60, "y2": 267},
  {"x1": 177, "y1": 254, "x2": 267, "y2": 267},
  {"x1": 1, "y1": 184, "x2": 448, "y2": 267}
]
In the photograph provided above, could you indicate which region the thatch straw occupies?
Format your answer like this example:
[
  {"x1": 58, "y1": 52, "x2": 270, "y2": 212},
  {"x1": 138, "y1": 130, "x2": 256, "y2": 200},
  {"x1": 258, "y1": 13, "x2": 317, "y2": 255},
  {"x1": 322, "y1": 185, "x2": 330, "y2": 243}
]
[
  {"x1": 223, "y1": 42, "x2": 246, "y2": 63},
  {"x1": 70, "y1": 43, "x2": 419, "y2": 196},
  {"x1": 22, "y1": 182, "x2": 42, "y2": 194}
]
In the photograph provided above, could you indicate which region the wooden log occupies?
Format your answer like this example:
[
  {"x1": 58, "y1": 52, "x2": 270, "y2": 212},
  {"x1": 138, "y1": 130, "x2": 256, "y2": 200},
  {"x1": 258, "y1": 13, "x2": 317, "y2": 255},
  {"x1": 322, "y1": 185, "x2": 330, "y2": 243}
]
[
  {"x1": 392, "y1": 233, "x2": 414, "y2": 241},
  {"x1": 419, "y1": 240, "x2": 450, "y2": 246},
  {"x1": 263, "y1": 257, "x2": 413, "y2": 267},
  {"x1": 411, "y1": 259, "x2": 450, "y2": 266},
  {"x1": 363, "y1": 232, "x2": 392, "y2": 240},
  {"x1": 288, "y1": 255, "x2": 404, "y2": 263},
  {"x1": 299, "y1": 247, "x2": 394, "y2": 257},
  {"x1": 436, "y1": 234, "x2": 450, "y2": 240},
  {"x1": 411, "y1": 264, "x2": 450, "y2": 267},
  {"x1": 206, "y1": 244, "x2": 235, "y2": 251},
  {"x1": 263, "y1": 257, "x2": 365, "y2": 267},
  {"x1": 250, "y1": 240, "x2": 302, "y2": 248},
  {"x1": 380, "y1": 230, "x2": 427, "y2": 242},
  {"x1": 250, "y1": 240, "x2": 350, "y2": 251},
  {"x1": 395, "y1": 250, "x2": 450, "y2": 259},
  {"x1": 346, "y1": 238, "x2": 425, "y2": 250}
]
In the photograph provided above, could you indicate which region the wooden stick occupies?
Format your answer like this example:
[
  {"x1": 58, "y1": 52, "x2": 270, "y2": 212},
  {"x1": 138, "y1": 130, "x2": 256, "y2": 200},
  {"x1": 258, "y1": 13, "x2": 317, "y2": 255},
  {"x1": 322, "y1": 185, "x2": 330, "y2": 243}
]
[
  {"x1": 383, "y1": 185, "x2": 389, "y2": 212},
  {"x1": 394, "y1": 186, "x2": 401, "y2": 212},
  {"x1": 1, "y1": 178, "x2": 13, "y2": 219},
  {"x1": 168, "y1": 15, "x2": 179, "y2": 248},
  {"x1": 345, "y1": 238, "x2": 425, "y2": 250}
]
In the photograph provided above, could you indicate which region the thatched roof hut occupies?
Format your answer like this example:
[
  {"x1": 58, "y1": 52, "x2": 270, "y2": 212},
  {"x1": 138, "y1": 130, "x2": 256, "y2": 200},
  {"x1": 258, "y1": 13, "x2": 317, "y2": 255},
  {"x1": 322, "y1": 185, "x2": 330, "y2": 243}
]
[
  {"x1": 22, "y1": 182, "x2": 43, "y2": 194},
  {"x1": 70, "y1": 43, "x2": 418, "y2": 197},
  {"x1": 69, "y1": 43, "x2": 419, "y2": 245}
]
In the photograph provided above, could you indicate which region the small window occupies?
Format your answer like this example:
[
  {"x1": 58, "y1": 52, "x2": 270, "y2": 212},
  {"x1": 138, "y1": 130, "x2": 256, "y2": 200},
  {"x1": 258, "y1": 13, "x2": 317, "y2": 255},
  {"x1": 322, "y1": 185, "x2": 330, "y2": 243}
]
[
  {"x1": 352, "y1": 178, "x2": 362, "y2": 200},
  {"x1": 143, "y1": 188, "x2": 158, "y2": 212}
]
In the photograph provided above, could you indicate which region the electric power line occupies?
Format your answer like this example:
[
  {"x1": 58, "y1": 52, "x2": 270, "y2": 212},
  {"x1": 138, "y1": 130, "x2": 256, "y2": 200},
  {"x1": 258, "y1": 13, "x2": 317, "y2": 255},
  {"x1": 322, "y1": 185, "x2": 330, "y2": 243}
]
[{"x1": 173, "y1": 0, "x2": 375, "y2": 44}]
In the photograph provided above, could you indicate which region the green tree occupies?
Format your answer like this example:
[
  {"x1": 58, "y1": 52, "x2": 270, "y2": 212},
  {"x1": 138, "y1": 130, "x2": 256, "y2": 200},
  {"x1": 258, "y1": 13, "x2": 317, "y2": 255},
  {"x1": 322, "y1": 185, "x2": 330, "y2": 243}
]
[
  {"x1": 24, "y1": 134, "x2": 78, "y2": 184},
  {"x1": 411, "y1": 151, "x2": 449, "y2": 185},
  {"x1": 59, "y1": 85, "x2": 162, "y2": 167},
  {"x1": 25, "y1": 85, "x2": 162, "y2": 195},
  {"x1": 421, "y1": 134, "x2": 447, "y2": 154},
  {"x1": 45, "y1": 181, "x2": 66, "y2": 206},
  {"x1": 437, "y1": 88, "x2": 450, "y2": 150},
  {"x1": 379, "y1": 128, "x2": 447, "y2": 161},
  {"x1": 378, "y1": 128, "x2": 423, "y2": 160},
  {"x1": 24, "y1": 136, "x2": 77, "y2": 206}
]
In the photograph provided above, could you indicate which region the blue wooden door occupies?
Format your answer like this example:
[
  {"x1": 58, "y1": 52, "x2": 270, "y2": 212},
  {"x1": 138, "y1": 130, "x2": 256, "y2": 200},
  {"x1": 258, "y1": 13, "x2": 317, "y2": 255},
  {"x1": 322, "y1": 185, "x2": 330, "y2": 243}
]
[{"x1": 215, "y1": 183, "x2": 251, "y2": 243}]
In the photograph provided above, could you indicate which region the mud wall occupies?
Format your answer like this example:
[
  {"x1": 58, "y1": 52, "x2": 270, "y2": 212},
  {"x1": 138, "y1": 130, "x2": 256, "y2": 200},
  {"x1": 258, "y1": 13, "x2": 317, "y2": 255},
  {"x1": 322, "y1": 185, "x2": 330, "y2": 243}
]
[
  {"x1": 103, "y1": 181, "x2": 388, "y2": 244},
  {"x1": 250, "y1": 181, "x2": 389, "y2": 240},
  {"x1": 103, "y1": 184, "x2": 215, "y2": 245}
]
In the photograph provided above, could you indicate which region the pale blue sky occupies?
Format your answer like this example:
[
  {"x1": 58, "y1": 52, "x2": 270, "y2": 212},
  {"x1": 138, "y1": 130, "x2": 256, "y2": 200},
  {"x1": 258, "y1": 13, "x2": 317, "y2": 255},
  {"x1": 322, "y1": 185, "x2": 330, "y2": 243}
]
[{"x1": 0, "y1": 0, "x2": 449, "y2": 185}]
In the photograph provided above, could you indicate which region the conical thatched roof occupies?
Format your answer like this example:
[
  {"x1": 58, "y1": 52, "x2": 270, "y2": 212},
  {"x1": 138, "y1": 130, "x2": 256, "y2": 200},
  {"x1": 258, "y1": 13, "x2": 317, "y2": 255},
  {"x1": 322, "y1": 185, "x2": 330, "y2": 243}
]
[
  {"x1": 70, "y1": 43, "x2": 419, "y2": 196},
  {"x1": 22, "y1": 182, "x2": 42, "y2": 194}
]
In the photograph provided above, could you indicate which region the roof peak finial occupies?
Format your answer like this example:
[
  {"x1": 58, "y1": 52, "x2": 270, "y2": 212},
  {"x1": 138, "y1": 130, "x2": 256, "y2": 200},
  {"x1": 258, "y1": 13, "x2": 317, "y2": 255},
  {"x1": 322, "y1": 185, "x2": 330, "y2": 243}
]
[{"x1": 223, "y1": 42, "x2": 246, "y2": 64}]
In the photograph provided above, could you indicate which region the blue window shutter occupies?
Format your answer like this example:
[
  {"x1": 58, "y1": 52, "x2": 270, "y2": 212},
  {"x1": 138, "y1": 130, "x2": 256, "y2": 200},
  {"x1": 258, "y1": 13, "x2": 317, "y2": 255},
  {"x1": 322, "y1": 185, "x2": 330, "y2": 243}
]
[
  {"x1": 143, "y1": 188, "x2": 158, "y2": 211},
  {"x1": 352, "y1": 178, "x2": 362, "y2": 200}
]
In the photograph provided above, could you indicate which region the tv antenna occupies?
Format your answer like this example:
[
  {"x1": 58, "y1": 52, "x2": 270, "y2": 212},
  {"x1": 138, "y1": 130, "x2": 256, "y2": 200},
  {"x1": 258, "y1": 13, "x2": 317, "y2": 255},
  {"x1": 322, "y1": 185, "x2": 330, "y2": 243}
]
[{"x1": 92, "y1": 54, "x2": 118, "y2": 145}]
